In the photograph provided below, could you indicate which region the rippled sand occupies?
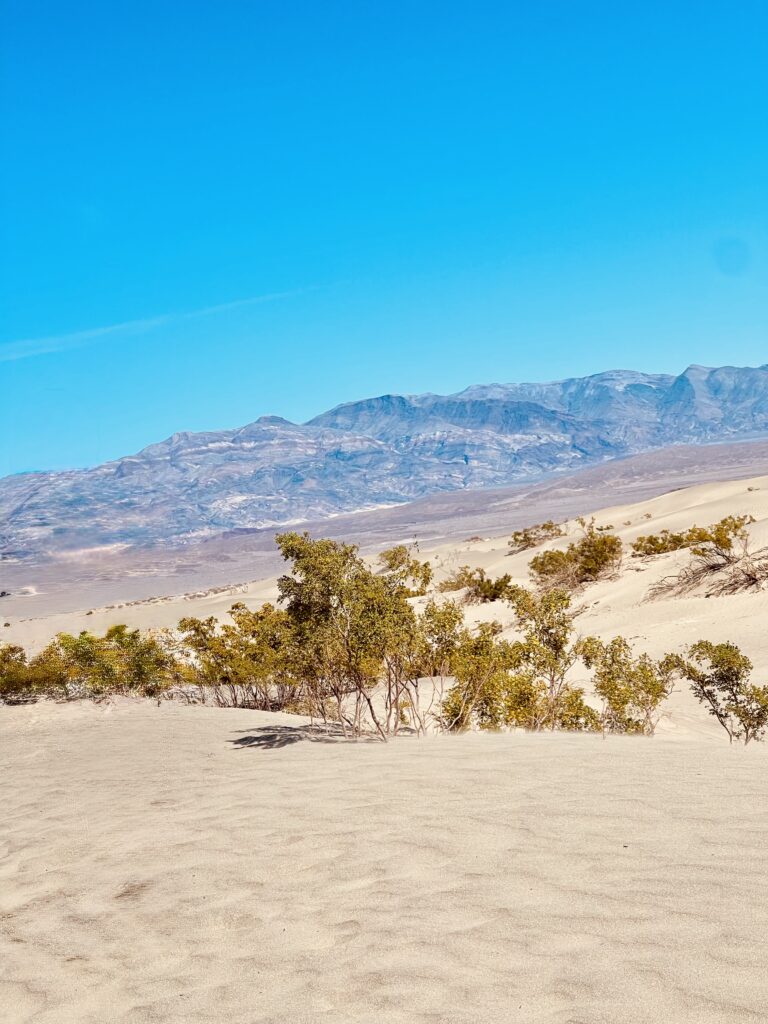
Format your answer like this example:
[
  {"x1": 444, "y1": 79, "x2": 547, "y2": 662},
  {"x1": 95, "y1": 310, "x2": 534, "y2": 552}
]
[{"x1": 2, "y1": 699, "x2": 767, "y2": 1023}]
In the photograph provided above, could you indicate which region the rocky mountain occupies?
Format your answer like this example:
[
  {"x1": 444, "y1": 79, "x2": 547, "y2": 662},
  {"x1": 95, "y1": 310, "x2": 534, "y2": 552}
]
[{"x1": 2, "y1": 364, "x2": 767, "y2": 556}]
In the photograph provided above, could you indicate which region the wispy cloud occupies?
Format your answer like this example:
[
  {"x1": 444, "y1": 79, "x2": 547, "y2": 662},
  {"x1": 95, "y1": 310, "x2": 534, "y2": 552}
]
[{"x1": 0, "y1": 288, "x2": 311, "y2": 363}]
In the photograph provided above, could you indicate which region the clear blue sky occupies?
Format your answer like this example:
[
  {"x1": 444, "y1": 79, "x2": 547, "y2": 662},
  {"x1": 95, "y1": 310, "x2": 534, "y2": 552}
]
[{"x1": 1, "y1": 1, "x2": 766, "y2": 475}]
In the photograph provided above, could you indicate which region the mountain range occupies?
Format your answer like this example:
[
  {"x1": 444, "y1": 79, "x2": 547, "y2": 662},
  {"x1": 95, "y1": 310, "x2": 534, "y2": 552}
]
[{"x1": 2, "y1": 363, "x2": 767, "y2": 557}]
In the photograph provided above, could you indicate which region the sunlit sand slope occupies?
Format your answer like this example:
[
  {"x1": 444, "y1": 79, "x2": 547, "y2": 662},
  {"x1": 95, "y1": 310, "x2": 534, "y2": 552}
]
[{"x1": 1, "y1": 700, "x2": 767, "y2": 1024}]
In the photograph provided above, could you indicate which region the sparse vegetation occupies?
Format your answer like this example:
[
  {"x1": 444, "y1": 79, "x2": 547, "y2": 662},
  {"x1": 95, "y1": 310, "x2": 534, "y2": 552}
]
[
  {"x1": 437, "y1": 564, "x2": 476, "y2": 593},
  {"x1": 176, "y1": 603, "x2": 300, "y2": 711},
  {"x1": 649, "y1": 516, "x2": 768, "y2": 597},
  {"x1": 529, "y1": 518, "x2": 622, "y2": 591},
  {"x1": 675, "y1": 641, "x2": 768, "y2": 744},
  {"x1": 2, "y1": 526, "x2": 766, "y2": 746},
  {"x1": 376, "y1": 543, "x2": 433, "y2": 596},
  {"x1": 0, "y1": 626, "x2": 174, "y2": 702},
  {"x1": 582, "y1": 636, "x2": 677, "y2": 735},
  {"x1": 631, "y1": 515, "x2": 755, "y2": 558},
  {"x1": 508, "y1": 519, "x2": 564, "y2": 554},
  {"x1": 442, "y1": 587, "x2": 599, "y2": 733},
  {"x1": 438, "y1": 565, "x2": 515, "y2": 603}
]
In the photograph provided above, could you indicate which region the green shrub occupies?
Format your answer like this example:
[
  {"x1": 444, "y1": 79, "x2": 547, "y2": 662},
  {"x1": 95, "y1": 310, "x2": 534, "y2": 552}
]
[
  {"x1": 581, "y1": 636, "x2": 677, "y2": 735},
  {"x1": 438, "y1": 565, "x2": 476, "y2": 592},
  {"x1": 0, "y1": 627, "x2": 175, "y2": 703},
  {"x1": 529, "y1": 519, "x2": 622, "y2": 590},
  {"x1": 649, "y1": 516, "x2": 768, "y2": 598},
  {"x1": 675, "y1": 641, "x2": 768, "y2": 744},
  {"x1": 632, "y1": 515, "x2": 755, "y2": 559},
  {"x1": 442, "y1": 587, "x2": 600, "y2": 733},
  {"x1": 439, "y1": 566, "x2": 514, "y2": 603},
  {"x1": 376, "y1": 543, "x2": 433, "y2": 596},
  {"x1": 508, "y1": 520, "x2": 564, "y2": 554}
]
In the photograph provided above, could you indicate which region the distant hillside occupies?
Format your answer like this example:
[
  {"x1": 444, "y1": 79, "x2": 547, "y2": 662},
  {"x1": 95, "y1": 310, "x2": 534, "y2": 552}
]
[{"x1": 2, "y1": 364, "x2": 767, "y2": 556}]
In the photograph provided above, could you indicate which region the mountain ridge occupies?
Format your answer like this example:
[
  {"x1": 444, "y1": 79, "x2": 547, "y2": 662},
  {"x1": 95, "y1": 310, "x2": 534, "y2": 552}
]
[{"x1": 2, "y1": 363, "x2": 767, "y2": 556}]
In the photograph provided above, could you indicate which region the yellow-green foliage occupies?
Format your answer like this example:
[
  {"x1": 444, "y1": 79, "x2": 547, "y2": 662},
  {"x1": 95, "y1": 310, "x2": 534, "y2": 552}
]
[
  {"x1": 442, "y1": 587, "x2": 599, "y2": 733},
  {"x1": 438, "y1": 565, "x2": 477, "y2": 592},
  {"x1": 376, "y1": 543, "x2": 433, "y2": 596},
  {"x1": 529, "y1": 518, "x2": 622, "y2": 590},
  {"x1": 508, "y1": 519, "x2": 564, "y2": 554},
  {"x1": 0, "y1": 626, "x2": 174, "y2": 702},
  {"x1": 438, "y1": 566, "x2": 514, "y2": 603},
  {"x1": 581, "y1": 636, "x2": 677, "y2": 735},
  {"x1": 0, "y1": 644, "x2": 67, "y2": 702},
  {"x1": 649, "y1": 515, "x2": 768, "y2": 598},
  {"x1": 273, "y1": 531, "x2": 455, "y2": 738},
  {"x1": 441, "y1": 621, "x2": 515, "y2": 731},
  {"x1": 3, "y1": 525, "x2": 765, "y2": 747},
  {"x1": 177, "y1": 602, "x2": 301, "y2": 711},
  {"x1": 675, "y1": 641, "x2": 768, "y2": 745},
  {"x1": 631, "y1": 515, "x2": 755, "y2": 558}
]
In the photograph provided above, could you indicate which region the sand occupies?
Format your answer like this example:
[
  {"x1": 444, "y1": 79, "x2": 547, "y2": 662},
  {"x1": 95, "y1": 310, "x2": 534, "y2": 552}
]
[
  {"x1": 2, "y1": 699, "x2": 767, "y2": 1024},
  {"x1": 3, "y1": 472, "x2": 768, "y2": 1021},
  {"x1": 5, "y1": 472, "x2": 768, "y2": 668}
]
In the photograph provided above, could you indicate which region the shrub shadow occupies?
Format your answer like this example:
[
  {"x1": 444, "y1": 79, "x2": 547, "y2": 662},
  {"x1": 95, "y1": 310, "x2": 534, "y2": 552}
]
[{"x1": 229, "y1": 723, "x2": 379, "y2": 750}]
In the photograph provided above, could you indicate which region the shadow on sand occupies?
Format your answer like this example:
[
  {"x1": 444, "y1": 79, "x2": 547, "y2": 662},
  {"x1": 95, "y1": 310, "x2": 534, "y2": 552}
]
[{"x1": 229, "y1": 723, "x2": 381, "y2": 750}]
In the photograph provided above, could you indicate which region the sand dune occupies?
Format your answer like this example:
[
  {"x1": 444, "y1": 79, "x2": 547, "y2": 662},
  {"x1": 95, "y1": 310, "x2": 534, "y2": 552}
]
[
  {"x1": 2, "y1": 700, "x2": 767, "y2": 1024},
  {"x1": 3, "y1": 473, "x2": 768, "y2": 1021},
  {"x1": 7, "y1": 472, "x2": 768, "y2": 682}
]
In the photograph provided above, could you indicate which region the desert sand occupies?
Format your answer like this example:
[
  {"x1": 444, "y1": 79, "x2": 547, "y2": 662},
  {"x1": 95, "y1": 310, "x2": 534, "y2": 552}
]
[
  {"x1": 6, "y1": 471, "x2": 768, "y2": 684},
  {"x1": 2, "y1": 700, "x2": 767, "y2": 1024},
  {"x1": 3, "y1": 472, "x2": 768, "y2": 1022}
]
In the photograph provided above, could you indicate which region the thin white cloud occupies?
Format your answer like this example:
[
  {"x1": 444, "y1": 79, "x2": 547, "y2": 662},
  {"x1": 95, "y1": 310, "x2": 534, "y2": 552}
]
[{"x1": 0, "y1": 288, "x2": 311, "y2": 363}]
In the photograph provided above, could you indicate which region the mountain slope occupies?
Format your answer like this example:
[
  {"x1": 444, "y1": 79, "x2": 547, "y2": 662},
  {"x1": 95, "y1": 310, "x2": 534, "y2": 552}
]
[{"x1": 2, "y1": 364, "x2": 767, "y2": 555}]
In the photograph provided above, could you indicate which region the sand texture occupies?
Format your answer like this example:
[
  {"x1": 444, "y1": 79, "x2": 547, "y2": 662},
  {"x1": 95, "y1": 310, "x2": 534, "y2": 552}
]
[
  {"x1": 2, "y1": 700, "x2": 768, "y2": 1024},
  {"x1": 3, "y1": 472, "x2": 768, "y2": 1021}
]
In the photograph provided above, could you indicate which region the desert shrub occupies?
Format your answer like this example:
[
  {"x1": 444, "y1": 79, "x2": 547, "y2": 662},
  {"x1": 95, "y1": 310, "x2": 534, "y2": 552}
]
[
  {"x1": 529, "y1": 518, "x2": 622, "y2": 591},
  {"x1": 438, "y1": 565, "x2": 477, "y2": 593},
  {"x1": 442, "y1": 587, "x2": 600, "y2": 733},
  {"x1": 632, "y1": 515, "x2": 756, "y2": 559},
  {"x1": 465, "y1": 569, "x2": 515, "y2": 604},
  {"x1": 0, "y1": 645, "x2": 56, "y2": 702},
  {"x1": 48, "y1": 626, "x2": 175, "y2": 699},
  {"x1": 675, "y1": 641, "x2": 768, "y2": 744},
  {"x1": 274, "y1": 531, "x2": 451, "y2": 738},
  {"x1": 171, "y1": 538, "x2": 470, "y2": 738},
  {"x1": 438, "y1": 566, "x2": 514, "y2": 603},
  {"x1": 650, "y1": 516, "x2": 768, "y2": 598},
  {"x1": 377, "y1": 543, "x2": 433, "y2": 596},
  {"x1": 0, "y1": 628, "x2": 175, "y2": 703},
  {"x1": 177, "y1": 602, "x2": 301, "y2": 711},
  {"x1": 504, "y1": 587, "x2": 599, "y2": 731},
  {"x1": 526, "y1": 548, "x2": 578, "y2": 589},
  {"x1": 441, "y1": 621, "x2": 514, "y2": 731},
  {"x1": 581, "y1": 636, "x2": 677, "y2": 735},
  {"x1": 508, "y1": 520, "x2": 564, "y2": 554},
  {"x1": 416, "y1": 597, "x2": 464, "y2": 702},
  {"x1": 0, "y1": 645, "x2": 31, "y2": 701}
]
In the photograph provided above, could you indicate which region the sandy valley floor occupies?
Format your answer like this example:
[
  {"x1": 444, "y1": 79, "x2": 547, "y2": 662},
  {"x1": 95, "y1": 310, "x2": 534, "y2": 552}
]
[{"x1": 2, "y1": 699, "x2": 767, "y2": 1024}]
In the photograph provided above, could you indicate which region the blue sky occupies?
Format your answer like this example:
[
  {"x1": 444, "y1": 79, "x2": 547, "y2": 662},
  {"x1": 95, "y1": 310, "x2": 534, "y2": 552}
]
[{"x1": 1, "y1": 1, "x2": 767, "y2": 475}]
